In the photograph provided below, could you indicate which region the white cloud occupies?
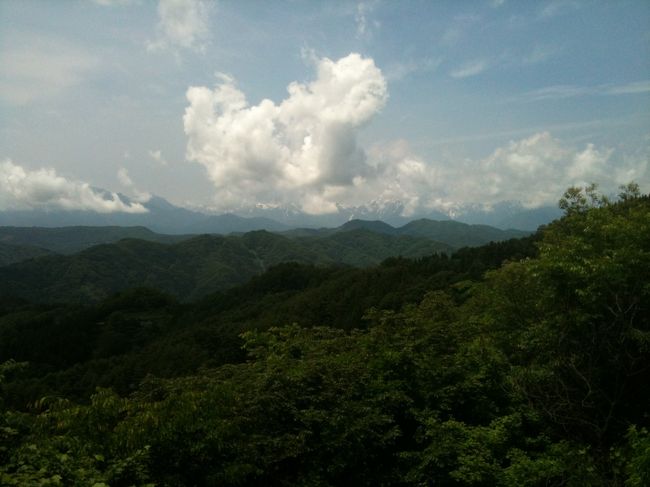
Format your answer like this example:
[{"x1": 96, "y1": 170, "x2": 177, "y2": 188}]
[
  {"x1": 92, "y1": 0, "x2": 135, "y2": 6},
  {"x1": 384, "y1": 57, "x2": 442, "y2": 82},
  {"x1": 360, "y1": 132, "x2": 646, "y2": 214},
  {"x1": 355, "y1": 1, "x2": 380, "y2": 40},
  {"x1": 0, "y1": 160, "x2": 148, "y2": 213},
  {"x1": 117, "y1": 167, "x2": 151, "y2": 203},
  {"x1": 450, "y1": 59, "x2": 489, "y2": 79},
  {"x1": 450, "y1": 132, "x2": 641, "y2": 208},
  {"x1": 183, "y1": 52, "x2": 647, "y2": 216},
  {"x1": 539, "y1": 0, "x2": 580, "y2": 19},
  {"x1": 147, "y1": 0, "x2": 211, "y2": 52},
  {"x1": 523, "y1": 44, "x2": 560, "y2": 65},
  {"x1": 183, "y1": 53, "x2": 388, "y2": 214},
  {"x1": 148, "y1": 149, "x2": 168, "y2": 166},
  {"x1": 605, "y1": 80, "x2": 650, "y2": 95},
  {"x1": 0, "y1": 36, "x2": 99, "y2": 105},
  {"x1": 356, "y1": 132, "x2": 647, "y2": 214},
  {"x1": 516, "y1": 80, "x2": 650, "y2": 102}
]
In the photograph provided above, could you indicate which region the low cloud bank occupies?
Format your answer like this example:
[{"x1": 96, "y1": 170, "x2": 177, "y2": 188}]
[{"x1": 0, "y1": 160, "x2": 148, "y2": 213}]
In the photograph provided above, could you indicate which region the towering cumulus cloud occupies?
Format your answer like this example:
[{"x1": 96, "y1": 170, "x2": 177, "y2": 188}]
[
  {"x1": 0, "y1": 160, "x2": 147, "y2": 213},
  {"x1": 184, "y1": 53, "x2": 645, "y2": 215},
  {"x1": 183, "y1": 53, "x2": 388, "y2": 213}
]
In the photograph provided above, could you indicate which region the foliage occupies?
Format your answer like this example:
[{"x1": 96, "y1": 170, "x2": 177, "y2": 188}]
[
  {"x1": 0, "y1": 186, "x2": 647, "y2": 485},
  {"x1": 0, "y1": 229, "x2": 455, "y2": 303}
]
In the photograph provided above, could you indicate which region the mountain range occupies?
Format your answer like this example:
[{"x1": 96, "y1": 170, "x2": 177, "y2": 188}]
[
  {"x1": 0, "y1": 192, "x2": 561, "y2": 234},
  {"x1": 0, "y1": 218, "x2": 529, "y2": 303}
]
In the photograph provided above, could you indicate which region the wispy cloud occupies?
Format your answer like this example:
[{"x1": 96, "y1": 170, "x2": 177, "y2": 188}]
[
  {"x1": 92, "y1": 0, "x2": 136, "y2": 6},
  {"x1": 450, "y1": 59, "x2": 488, "y2": 79},
  {"x1": 515, "y1": 80, "x2": 650, "y2": 102},
  {"x1": 384, "y1": 57, "x2": 442, "y2": 82},
  {"x1": 148, "y1": 149, "x2": 168, "y2": 166},
  {"x1": 605, "y1": 80, "x2": 650, "y2": 95},
  {"x1": 117, "y1": 167, "x2": 151, "y2": 202},
  {"x1": 418, "y1": 117, "x2": 635, "y2": 148},
  {"x1": 441, "y1": 14, "x2": 480, "y2": 46},
  {"x1": 523, "y1": 44, "x2": 560, "y2": 65},
  {"x1": 355, "y1": 1, "x2": 380, "y2": 40},
  {"x1": 147, "y1": 0, "x2": 211, "y2": 53},
  {"x1": 0, "y1": 35, "x2": 99, "y2": 105},
  {"x1": 539, "y1": 0, "x2": 580, "y2": 19}
]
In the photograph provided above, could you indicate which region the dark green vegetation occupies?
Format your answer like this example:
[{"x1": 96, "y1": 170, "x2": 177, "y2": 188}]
[
  {"x1": 0, "y1": 230, "x2": 454, "y2": 304},
  {"x1": 0, "y1": 217, "x2": 524, "y2": 261},
  {"x1": 0, "y1": 226, "x2": 189, "y2": 255},
  {"x1": 283, "y1": 217, "x2": 528, "y2": 248},
  {"x1": 0, "y1": 218, "x2": 527, "y2": 303},
  {"x1": 0, "y1": 185, "x2": 648, "y2": 486},
  {"x1": 0, "y1": 242, "x2": 52, "y2": 266}
]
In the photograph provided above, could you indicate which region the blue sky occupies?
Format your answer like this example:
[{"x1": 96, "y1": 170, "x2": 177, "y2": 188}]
[{"x1": 1, "y1": 0, "x2": 648, "y2": 215}]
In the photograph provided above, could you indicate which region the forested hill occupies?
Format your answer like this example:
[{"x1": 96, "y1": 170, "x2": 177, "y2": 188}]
[
  {"x1": 0, "y1": 187, "x2": 647, "y2": 486},
  {"x1": 0, "y1": 217, "x2": 527, "y2": 259},
  {"x1": 0, "y1": 242, "x2": 52, "y2": 266},
  {"x1": 282, "y1": 217, "x2": 529, "y2": 247},
  {"x1": 0, "y1": 225, "x2": 189, "y2": 254},
  {"x1": 0, "y1": 229, "x2": 453, "y2": 303}
]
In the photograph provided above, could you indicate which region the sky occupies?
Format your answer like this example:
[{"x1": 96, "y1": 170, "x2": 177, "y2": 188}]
[{"x1": 1, "y1": 0, "x2": 649, "y2": 216}]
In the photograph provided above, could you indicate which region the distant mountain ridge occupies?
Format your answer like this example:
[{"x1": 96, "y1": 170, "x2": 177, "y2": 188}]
[
  {"x1": 0, "y1": 216, "x2": 531, "y2": 302},
  {"x1": 0, "y1": 226, "x2": 189, "y2": 254},
  {"x1": 0, "y1": 229, "x2": 454, "y2": 303},
  {"x1": 282, "y1": 218, "x2": 529, "y2": 248},
  {"x1": 0, "y1": 191, "x2": 558, "y2": 233},
  {"x1": 0, "y1": 217, "x2": 529, "y2": 262},
  {"x1": 0, "y1": 242, "x2": 53, "y2": 266}
]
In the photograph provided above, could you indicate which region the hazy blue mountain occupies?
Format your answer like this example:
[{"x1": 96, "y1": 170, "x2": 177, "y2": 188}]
[
  {"x1": 336, "y1": 219, "x2": 398, "y2": 235},
  {"x1": 0, "y1": 189, "x2": 560, "y2": 234},
  {"x1": 0, "y1": 195, "x2": 290, "y2": 235},
  {"x1": 397, "y1": 219, "x2": 529, "y2": 248},
  {"x1": 282, "y1": 218, "x2": 529, "y2": 248},
  {"x1": 453, "y1": 202, "x2": 563, "y2": 231},
  {"x1": 184, "y1": 213, "x2": 290, "y2": 234}
]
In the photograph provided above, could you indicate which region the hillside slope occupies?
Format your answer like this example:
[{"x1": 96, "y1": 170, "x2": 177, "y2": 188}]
[{"x1": 0, "y1": 230, "x2": 452, "y2": 303}]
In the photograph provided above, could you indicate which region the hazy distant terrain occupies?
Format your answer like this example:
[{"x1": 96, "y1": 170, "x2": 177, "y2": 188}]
[
  {"x1": 0, "y1": 225, "x2": 189, "y2": 254},
  {"x1": 290, "y1": 218, "x2": 530, "y2": 248},
  {"x1": 0, "y1": 192, "x2": 558, "y2": 233},
  {"x1": 0, "y1": 228, "x2": 456, "y2": 302},
  {"x1": 0, "y1": 217, "x2": 528, "y2": 266},
  {"x1": 0, "y1": 216, "x2": 528, "y2": 302}
]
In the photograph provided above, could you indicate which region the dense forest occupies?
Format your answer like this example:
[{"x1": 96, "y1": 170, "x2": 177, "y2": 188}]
[
  {"x1": 0, "y1": 185, "x2": 648, "y2": 486},
  {"x1": 0, "y1": 219, "x2": 525, "y2": 304}
]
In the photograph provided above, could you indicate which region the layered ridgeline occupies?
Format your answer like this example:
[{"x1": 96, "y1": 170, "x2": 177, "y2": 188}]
[
  {"x1": 0, "y1": 225, "x2": 188, "y2": 255},
  {"x1": 283, "y1": 218, "x2": 529, "y2": 248},
  {"x1": 0, "y1": 192, "x2": 560, "y2": 232},
  {"x1": 0, "y1": 186, "x2": 647, "y2": 485},
  {"x1": 0, "y1": 242, "x2": 53, "y2": 266},
  {"x1": 0, "y1": 219, "x2": 526, "y2": 303},
  {"x1": 0, "y1": 218, "x2": 527, "y2": 256},
  {"x1": 0, "y1": 230, "x2": 451, "y2": 302}
]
